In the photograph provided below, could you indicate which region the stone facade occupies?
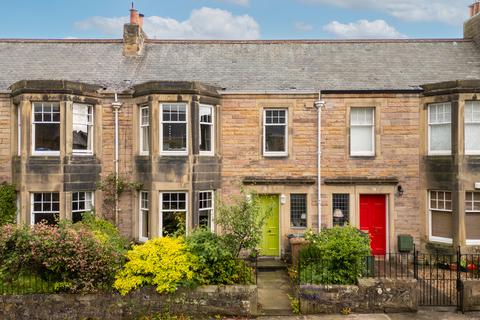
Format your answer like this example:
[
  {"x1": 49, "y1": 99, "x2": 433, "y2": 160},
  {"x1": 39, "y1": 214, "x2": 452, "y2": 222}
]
[
  {"x1": 0, "y1": 285, "x2": 258, "y2": 320},
  {"x1": 299, "y1": 278, "x2": 418, "y2": 314}
]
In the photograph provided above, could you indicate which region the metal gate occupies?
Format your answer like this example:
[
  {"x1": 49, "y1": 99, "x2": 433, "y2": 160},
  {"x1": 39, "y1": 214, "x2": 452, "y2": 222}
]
[
  {"x1": 413, "y1": 248, "x2": 480, "y2": 311},
  {"x1": 414, "y1": 251, "x2": 460, "y2": 307}
]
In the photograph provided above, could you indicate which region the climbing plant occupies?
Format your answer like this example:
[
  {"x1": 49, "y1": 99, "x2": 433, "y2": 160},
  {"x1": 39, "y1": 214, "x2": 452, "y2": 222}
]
[
  {"x1": 96, "y1": 173, "x2": 142, "y2": 222},
  {"x1": 0, "y1": 182, "x2": 17, "y2": 225}
]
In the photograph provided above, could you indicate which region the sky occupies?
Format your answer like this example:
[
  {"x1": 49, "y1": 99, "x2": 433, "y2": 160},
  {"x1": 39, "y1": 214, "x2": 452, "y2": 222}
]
[{"x1": 0, "y1": 0, "x2": 475, "y2": 40}]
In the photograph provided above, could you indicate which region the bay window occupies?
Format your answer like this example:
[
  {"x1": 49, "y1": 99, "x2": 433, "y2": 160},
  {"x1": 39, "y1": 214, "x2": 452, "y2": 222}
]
[
  {"x1": 32, "y1": 102, "x2": 60, "y2": 155},
  {"x1": 31, "y1": 192, "x2": 59, "y2": 225},
  {"x1": 263, "y1": 109, "x2": 288, "y2": 156},
  {"x1": 160, "y1": 192, "x2": 187, "y2": 236},
  {"x1": 139, "y1": 106, "x2": 150, "y2": 155},
  {"x1": 72, "y1": 103, "x2": 93, "y2": 154},
  {"x1": 199, "y1": 105, "x2": 214, "y2": 155},
  {"x1": 350, "y1": 107, "x2": 375, "y2": 156},
  {"x1": 429, "y1": 190, "x2": 453, "y2": 243},
  {"x1": 160, "y1": 103, "x2": 188, "y2": 155},
  {"x1": 465, "y1": 101, "x2": 480, "y2": 155},
  {"x1": 428, "y1": 103, "x2": 451, "y2": 155}
]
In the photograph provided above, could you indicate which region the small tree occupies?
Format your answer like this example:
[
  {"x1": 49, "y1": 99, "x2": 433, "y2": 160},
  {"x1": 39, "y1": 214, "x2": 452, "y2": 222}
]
[{"x1": 216, "y1": 190, "x2": 270, "y2": 258}]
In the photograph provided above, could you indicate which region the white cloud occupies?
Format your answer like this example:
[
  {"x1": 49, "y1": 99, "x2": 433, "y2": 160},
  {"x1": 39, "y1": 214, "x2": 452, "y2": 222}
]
[
  {"x1": 294, "y1": 22, "x2": 314, "y2": 32},
  {"x1": 323, "y1": 19, "x2": 407, "y2": 39},
  {"x1": 216, "y1": 0, "x2": 250, "y2": 6},
  {"x1": 74, "y1": 7, "x2": 260, "y2": 40},
  {"x1": 301, "y1": 0, "x2": 470, "y2": 25}
]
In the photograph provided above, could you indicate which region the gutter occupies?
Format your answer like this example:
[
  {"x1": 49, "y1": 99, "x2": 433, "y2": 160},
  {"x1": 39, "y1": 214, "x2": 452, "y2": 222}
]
[
  {"x1": 112, "y1": 93, "x2": 122, "y2": 226},
  {"x1": 314, "y1": 93, "x2": 325, "y2": 233}
]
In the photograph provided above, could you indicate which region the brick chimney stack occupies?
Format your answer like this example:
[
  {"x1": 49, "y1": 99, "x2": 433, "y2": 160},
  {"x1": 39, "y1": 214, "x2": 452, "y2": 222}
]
[
  {"x1": 470, "y1": 1, "x2": 480, "y2": 17},
  {"x1": 123, "y1": 3, "x2": 146, "y2": 57}
]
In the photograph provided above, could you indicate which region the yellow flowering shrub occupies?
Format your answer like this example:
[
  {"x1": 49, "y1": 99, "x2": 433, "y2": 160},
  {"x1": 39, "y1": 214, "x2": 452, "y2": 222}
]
[{"x1": 113, "y1": 237, "x2": 197, "y2": 295}]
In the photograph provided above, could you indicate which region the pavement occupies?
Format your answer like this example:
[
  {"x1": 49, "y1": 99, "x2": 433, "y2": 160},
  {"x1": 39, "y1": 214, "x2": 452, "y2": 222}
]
[
  {"x1": 255, "y1": 310, "x2": 480, "y2": 319},
  {"x1": 257, "y1": 269, "x2": 294, "y2": 315}
]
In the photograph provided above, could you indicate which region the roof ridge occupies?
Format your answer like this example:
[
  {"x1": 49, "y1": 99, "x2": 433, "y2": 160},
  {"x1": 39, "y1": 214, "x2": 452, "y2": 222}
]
[{"x1": 0, "y1": 38, "x2": 472, "y2": 44}]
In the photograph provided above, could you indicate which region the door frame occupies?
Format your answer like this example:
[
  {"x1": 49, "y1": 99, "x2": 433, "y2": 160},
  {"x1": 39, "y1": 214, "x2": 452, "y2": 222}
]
[
  {"x1": 258, "y1": 193, "x2": 281, "y2": 257},
  {"x1": 359, "y1": 193, "x2": 390, "y2": 255}
]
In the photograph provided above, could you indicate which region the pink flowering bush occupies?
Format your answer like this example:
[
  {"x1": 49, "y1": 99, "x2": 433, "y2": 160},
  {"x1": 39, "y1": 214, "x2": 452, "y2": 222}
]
[{"x1": 0, "y1": 220, "x2": 126, "y2": 293}]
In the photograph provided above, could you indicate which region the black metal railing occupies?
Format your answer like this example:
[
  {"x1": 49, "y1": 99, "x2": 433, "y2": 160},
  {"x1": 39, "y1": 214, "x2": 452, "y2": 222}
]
[
  {"x1": 297, "y1": 246, "x2": 480, "y2": 311},
  {"x1": 298, "y1": 252, "x2": 415, "y2": 285},
  {"x1": 0, "y1": 273, "x2": 57, "y2": 295}
]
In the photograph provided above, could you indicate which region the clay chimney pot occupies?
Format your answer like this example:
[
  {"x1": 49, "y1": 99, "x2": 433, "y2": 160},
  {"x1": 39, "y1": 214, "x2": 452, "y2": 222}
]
[
  {"x1": 130, "y1": 8, "x2": 139, "y2": 25},
  {"x1": 139, "y1": 14, "x2": 144, "y2": 28}
]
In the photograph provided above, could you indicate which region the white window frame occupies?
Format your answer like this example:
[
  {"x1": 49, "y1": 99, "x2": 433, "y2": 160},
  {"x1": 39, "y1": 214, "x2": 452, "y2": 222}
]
[
  {"x1": 199, "y1": 104, "x2": 215, "y2": 156},
  {"x1": 139, "y1": 106, "x2": 150, "y2": 156},
  {"x1": 160, "y1": 103, "x2": 188, "y2": 156},
  {"x1": 466, "y1": 191, "x2": 480, "y2": 245},
  {"x1": 31, "y1": 102, "x2": 61, "y2": 156},
  {"x1": 428, "y1": 102, "x2": 451, "y2": 156},
  {"x1": 198, "y1": 190, "x2": 214, "y2": 231},
  {"x1": 263, "y1": 108, "x2": 288, "y2": 157},
  {"x1": 464, "y1": 101, "x2": 480, "y2": 155},
  {"x1": 139, "y1": 191, "x2": 149, "y2": 242},
  {"x1": 350, "y1": 107, "x2": 375, "y2": 157},
  {"x1": 30, "y1": 192, "x2": 60, "y2": 225},
  {"x1": 71, "y1": 191, "x2": 94, "y2": 222},
  {"x1": 17, "y1": 105, "x2": 21, "y2": 156},
  {"x1": 159, "y1": 192, "x2": 188, "y2": 237},
  {"x1": 428, "y1": 190, "x2": 453, "y2": 244},
  {"x1": 72, "y1": 103, "x2": 94, "y2": 155}
]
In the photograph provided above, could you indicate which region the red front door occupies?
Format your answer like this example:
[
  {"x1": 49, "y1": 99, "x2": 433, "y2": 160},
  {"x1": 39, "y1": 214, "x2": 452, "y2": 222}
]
[{"x1": 360, "y1": 194, "x2": 387, "y2": 255}]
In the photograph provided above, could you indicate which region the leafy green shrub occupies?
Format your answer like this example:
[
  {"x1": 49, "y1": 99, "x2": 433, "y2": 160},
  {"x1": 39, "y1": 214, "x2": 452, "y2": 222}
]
[
  {"x1": 114, "y1": 237, "x2": 197, "y2": 295},
  {"x1": 74, "y1": 212, "x2": 129, "y2": 255},
  {"x1": 0, "y1": 183, "x2": 16, "y2": 226},
  {"x1": 216, "y1": 190, "x2": 269, "y2": 257},
  {"x1": 300, "y1": 226, "x2": 370, "y2": 285},
  {"x1": 0, "y1": 221, "x2": 125, "y2": 292},
  {"x1": 185, "y1": 229, "x2": 252, "y2": 285}
]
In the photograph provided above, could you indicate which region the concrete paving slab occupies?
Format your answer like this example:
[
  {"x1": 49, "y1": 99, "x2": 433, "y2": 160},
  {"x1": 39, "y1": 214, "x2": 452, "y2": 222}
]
[{"x1": 257, "y1": 269, "x2": 294, "y2": 315}]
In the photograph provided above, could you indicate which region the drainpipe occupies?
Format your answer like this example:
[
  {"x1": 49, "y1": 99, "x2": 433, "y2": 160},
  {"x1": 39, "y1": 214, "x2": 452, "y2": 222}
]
[
  {"x1": 112, "y1": 93, "x2": 123, "y2": 226},
  {"x1": 314, "y1": 93, "x2": 325, "y2": 233}
]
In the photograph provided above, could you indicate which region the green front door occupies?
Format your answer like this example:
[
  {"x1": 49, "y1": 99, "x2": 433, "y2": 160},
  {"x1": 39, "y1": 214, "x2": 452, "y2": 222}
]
[{"x1": 258, "y1": 195, "x2": 280, "y2": 256}]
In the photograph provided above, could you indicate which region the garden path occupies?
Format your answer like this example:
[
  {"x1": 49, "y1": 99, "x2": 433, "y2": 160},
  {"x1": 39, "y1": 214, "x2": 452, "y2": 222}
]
[{"x1": 257, "y1": 263, "x2": 294, "y2": 316}]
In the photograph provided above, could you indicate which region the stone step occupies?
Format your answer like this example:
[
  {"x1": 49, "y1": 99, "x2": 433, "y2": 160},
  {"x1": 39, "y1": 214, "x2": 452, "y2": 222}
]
[{"x1": 255, "y1": 258, "x2": 288, "y2": 270}]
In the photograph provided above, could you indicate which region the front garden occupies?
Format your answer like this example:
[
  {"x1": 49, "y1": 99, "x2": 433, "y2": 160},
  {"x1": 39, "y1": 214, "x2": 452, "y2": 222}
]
[{"x1": 0, "y1": 190, "x2": 266, "y2": 297}]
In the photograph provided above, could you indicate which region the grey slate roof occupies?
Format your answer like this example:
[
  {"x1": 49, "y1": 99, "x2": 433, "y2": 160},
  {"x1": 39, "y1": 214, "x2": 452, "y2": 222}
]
[{"x1": 0, "y1": 39, "x2": 479, "y2": 92}]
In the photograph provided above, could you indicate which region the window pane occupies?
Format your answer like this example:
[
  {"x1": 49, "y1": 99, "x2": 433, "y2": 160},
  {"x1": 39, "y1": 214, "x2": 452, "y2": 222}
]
[
  {"x1": 467, "y1": 213, "x2": 480, "y2": 240},
  {"x1": 142, "y1": 126, "x2": 150, "y2": 152},
  {"x1": 465, "y1": 123, "x2": 480, "y2": 153},
  {"x1": 34, "y1": 212, "x2": 58, "y2": 225},
  {"x1": 163, "y1": 123, "x2": 187, "y2": 151},
  {"x1": 290, "y1": 194, "x2": 307, "y2": 228},
  {"x1": 162, "y1": 211, "x2": 186, "y2": 237},
  {"x1": 199, "y1": 209, "x2": 211, "y2": 229},
  {"x1": 200, "y1": 106, "x2": 212, "y2": 124},
  {"x1": 332, "y1": 194, "x2": 350, "y2": 226},
  {"x1": 430, "y1": 123, "x2": 451, "y2": 152},
  {"x1": 351, "y1": 108, "x2": 373, "y2": 125},
  {"x1": 431, "y1": 210, "x2": 452, "y2": 239},
  {"x1": 200, "y1": 123, "x2": 212, "y2": 152},
  {"x1": 35, "y1": 123, "x2": 60, "y2": 151},
  {"x1": 141, "y1": 210, "x2": 149, "y2": 238},
  {"x1": 351, "y1": 126, "x2": 373, "y2": 154},
  {"x1": 265, "y1": 125, "x2": 286, "y2": 152}
]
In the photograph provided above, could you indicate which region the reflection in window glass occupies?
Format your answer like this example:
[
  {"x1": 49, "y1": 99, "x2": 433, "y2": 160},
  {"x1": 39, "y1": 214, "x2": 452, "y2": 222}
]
[
  {"x1": 31, "y1": 192, "x2": 59, "y2": 225},
  {"x1": 73, "y1": 104, "x2": 93, "y2": 154}
]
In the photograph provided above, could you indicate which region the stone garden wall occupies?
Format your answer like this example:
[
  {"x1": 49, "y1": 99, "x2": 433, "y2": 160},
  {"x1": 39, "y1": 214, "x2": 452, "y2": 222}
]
[
  {"x1": 461, "y1": 280, "x2": 480, "y2": 312},
  {"x1": 299, "y1": 278, "x2": 418, "y2": 314},
  {"x1": 0, "y1": 285, "x2": 258, "y2": 320}
]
